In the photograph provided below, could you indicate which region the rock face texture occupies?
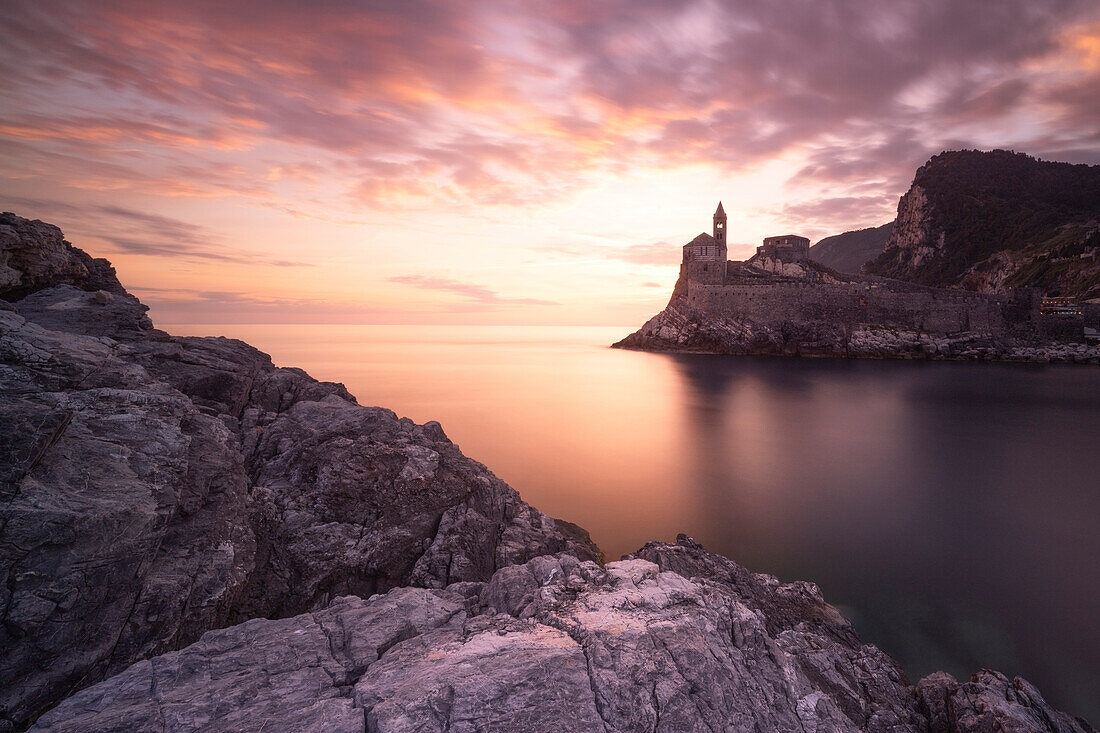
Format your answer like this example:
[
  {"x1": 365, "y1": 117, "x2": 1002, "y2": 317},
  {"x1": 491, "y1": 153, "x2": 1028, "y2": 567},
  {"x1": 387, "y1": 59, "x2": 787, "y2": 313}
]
[
  {"x1": 0, "y1": 214, "x2": 599, "y2": 730},
  {"x1": 30, "y1": 538, "x2": 1096, "y2": 733},
  {"x1": 0, "y1": 213, "x2": 126, "y2": 301},
  {"x1": 862, "y1": 150, "x2": 1100, "y2": 299},
  {"x1": 1, "y1": 213, "x2": 1093, "y2": 732},
  {"x1": 614, "y1": 256, "x2": 1099, "y2": 362}
]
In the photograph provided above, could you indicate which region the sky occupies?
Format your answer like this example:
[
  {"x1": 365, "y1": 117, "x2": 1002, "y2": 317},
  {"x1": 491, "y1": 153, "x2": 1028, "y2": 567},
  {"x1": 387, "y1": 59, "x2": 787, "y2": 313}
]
[{"x1": 1, "y1": 0, "x2": 1098, "y2": 325}]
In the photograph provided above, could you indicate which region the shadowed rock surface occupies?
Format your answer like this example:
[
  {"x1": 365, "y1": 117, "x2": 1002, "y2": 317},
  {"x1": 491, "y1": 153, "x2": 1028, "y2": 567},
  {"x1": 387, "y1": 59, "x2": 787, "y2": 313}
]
[
  {"x1": 1, "y1": 213, "x2": 1092, "y2": 731},
  {"x1": 30, "y1": 538, "x2": 1096, "y2": 733},
  {"x1": 0, "y1": 214, "x2": 599, "y2": 730},
  {"x1": 0, "y1": 213, "x2": 126, "y2": 302},
  {"x1": 862, "y1": 151, "x2": 1100, "y2": 298}
]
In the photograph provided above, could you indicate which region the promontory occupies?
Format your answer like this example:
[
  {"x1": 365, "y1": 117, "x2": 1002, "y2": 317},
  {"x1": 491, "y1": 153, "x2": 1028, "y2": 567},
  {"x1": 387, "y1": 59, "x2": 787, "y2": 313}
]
[
  {"x1": 1, "y1": 211, "x2": 1094, "y2": 731},
  {"x1": 614, "y1": 150, "x2": 1100, "y2": 362}
]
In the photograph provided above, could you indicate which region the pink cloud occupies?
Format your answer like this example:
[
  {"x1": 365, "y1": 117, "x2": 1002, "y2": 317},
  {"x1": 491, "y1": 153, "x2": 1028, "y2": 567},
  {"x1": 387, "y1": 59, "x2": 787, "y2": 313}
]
[
  {"x1": 387, "y1": 275, "x2": 559, "y2": 306},
  {"x1": 1, "y1": 0, "x2": 1098, "y2": 217}
]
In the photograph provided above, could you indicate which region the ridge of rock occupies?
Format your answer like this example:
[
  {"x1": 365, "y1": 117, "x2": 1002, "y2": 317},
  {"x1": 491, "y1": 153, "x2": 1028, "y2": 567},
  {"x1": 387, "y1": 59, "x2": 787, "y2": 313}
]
[
  {"x1": 862, "y1": 150, "x2": 1100, "y2": 298},
  {"x1": 29, "y1": 538, "x2": 1096, "y2": 733},
  {"x1": 0, "y1": 213, "x2": 599, "y2": 730},
  {"x1": 1, "y1": 213, "x2": 1092, "y2": 732},
  {"x1": 809, "y1": 222, "x2": 894, "y2": 274}
]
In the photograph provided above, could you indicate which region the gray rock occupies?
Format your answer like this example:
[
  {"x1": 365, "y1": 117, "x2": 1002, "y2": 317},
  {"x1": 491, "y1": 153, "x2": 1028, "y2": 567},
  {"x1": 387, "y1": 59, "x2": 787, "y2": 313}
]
[
  {"x1": 0, "y1": 309, "x2": 257, "y2": 729},
  {"x1": 15, "y1": 284, "x2": 153, "y2": 339},
  {"x1": 30, "y1": 589, "x2": 467, "y2": 733},
  {"x1": 0, "y1": 213, "x2": 125, "y2": 301},
  {"x1": 916, "y1": 670, "x2": 1094, "y2": 733},
  {"x1": 29, "y1": 539, "x2": 1096, "y2": 732},
  {"x1": 0, "y1": 220, "x2": 599, "y2": 730}
]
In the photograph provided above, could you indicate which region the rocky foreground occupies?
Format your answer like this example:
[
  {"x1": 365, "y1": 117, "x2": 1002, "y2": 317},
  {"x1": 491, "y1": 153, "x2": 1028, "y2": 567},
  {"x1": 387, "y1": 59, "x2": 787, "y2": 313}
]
[
  {"x1": 0, "y1": 213, "x2": 597, "y2": 730},
  {"x1": 1, "y1": 212, "x2": 1095, "y2": 732},
  {"x1": 31, "y1": 538, "x2": 1094, "y2": 733}
]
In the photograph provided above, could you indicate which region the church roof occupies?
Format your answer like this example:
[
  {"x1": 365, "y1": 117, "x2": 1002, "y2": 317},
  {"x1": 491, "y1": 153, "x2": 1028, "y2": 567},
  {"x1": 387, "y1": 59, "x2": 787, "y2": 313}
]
[
  {"x1": 714, "y1": 201, "x2": 725, "y2": 216},
  {"x1": 685, "y1": 232, "x2": 716, "y2": 247}
]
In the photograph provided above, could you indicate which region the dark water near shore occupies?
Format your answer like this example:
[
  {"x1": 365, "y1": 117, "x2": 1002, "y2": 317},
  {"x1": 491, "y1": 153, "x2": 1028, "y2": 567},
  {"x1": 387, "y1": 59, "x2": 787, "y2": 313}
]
[{"x1": 174, "y1": 324, "x2": 1100, "y2": 720}]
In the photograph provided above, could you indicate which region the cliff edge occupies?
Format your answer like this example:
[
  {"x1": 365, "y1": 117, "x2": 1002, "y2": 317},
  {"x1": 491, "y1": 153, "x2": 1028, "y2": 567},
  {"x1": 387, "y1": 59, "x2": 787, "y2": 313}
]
[
  {"x1": 863, "y1": 150, "x2": 1100, "y2": 298},
  {"x1": 1, "y1": 213, "x2": 1094, "y2": 731},
  {"x1": 0, "y1": 213, "x2": 599, "y2": 730}
]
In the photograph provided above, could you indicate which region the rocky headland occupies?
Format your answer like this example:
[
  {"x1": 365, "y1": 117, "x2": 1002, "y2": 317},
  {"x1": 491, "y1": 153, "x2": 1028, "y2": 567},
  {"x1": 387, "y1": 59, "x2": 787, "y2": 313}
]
[
  {"x1": 863, "y1": 150, "x2": 1100, "y2": 300},
  {"x1": 613, "y1": 255, "x2": 1100, "y2": 361},
  {"x1": 1, "y1": 212, "x2": 1095, "y2": 731},
  {"x1": 615, "y1": 151, "x2": 1100, "y2": 362}
]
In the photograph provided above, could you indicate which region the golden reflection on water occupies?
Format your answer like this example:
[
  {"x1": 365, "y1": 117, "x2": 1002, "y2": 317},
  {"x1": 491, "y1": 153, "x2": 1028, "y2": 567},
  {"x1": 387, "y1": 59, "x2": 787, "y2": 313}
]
[
  {"x1": 168, "y1": 323, "x2": 1100, "y2": 721},
  {"x1": 170, "y1": 324, "x2": 696, "y2": 554}
]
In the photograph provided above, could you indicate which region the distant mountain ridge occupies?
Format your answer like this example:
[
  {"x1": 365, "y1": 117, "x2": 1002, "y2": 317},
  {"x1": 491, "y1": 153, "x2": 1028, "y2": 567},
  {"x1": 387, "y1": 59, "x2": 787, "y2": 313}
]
[
  {"x1": 862, "y1": 149, "x2": 1100, "y2": 298},
  {"x1": 809, "y1": 222, "x2": 893, "y2": 273}
]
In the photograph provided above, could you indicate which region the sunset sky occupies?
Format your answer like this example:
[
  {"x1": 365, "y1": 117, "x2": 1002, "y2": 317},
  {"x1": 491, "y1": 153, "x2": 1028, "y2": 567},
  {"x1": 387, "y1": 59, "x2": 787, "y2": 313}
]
[{"x1": 2, "y1": 1, "x2": 1098, "y2": 325}]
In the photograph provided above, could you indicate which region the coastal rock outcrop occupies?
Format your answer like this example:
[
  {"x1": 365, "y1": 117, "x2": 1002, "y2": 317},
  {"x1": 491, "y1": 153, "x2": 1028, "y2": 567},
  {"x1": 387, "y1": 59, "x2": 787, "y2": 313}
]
[
  {"x1": 863, "y1": 150, "x2": 1100, "y2": 299},
  {"x1": 619, "y1": 151, "x2": 1100, "y2": 361},
  {"x1": 29, "y1": 538, "x2": 1096, "y2": 733},
  {"x1": 1, "y1": 212, "x2": 1093, "y2": 732},
  {"x1": 615, "y1": 240, "x2": 1099, "y2": 362},
  {"x1": 616, "y1": 294, "x2": 1099, "y2": 362},
  {"x1": 0, "y1": 212, "x2": 126, "y2": 302},
  {"x1": 0, "y1": 213, "x2": 598, "y2": 730}
]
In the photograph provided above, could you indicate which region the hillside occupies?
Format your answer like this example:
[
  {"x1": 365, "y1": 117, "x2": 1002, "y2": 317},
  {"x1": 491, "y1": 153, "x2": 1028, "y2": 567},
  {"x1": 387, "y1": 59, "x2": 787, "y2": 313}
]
[
  {"x1": 862, "y1": 150, "x2": 1100, "y2": 298},
  {"x1": 809, "y1": 222, "x2": 893, "y2": 273}
]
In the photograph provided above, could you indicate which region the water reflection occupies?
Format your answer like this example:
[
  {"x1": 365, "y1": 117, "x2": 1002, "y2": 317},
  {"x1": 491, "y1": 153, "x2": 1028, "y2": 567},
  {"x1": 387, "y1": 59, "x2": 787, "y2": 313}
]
[
  {"x1": 168, "y1": 324, "x2": 1100, "y2": 721},
  {"x1": 668, "y1": 355, "x2": 1100, "y2": 719}
]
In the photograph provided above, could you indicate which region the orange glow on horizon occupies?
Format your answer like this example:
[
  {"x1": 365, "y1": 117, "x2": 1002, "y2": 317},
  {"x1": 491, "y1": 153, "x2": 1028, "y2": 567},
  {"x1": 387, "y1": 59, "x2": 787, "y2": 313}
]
[{"x1": 1, "y1": 2, "x2": 1097, "y2": 326}]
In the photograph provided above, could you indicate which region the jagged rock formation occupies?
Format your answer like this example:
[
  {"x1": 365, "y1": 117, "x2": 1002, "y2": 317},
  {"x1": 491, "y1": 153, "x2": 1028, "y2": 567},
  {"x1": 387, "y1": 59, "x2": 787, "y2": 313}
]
[
  {"x1": 0, "y1": 213, "x2": 599, "y2": 730},
  {"x1": 1, "y1": 212, "x2": 1094, "y2": 731},
  {"x1": 616, "y1": 156, "x2": 1100, "y2": 361},
  {"x1": 0, "y1": 213, "x2": 126, "y2": 301},
  {"x1": 863, "y1": 150, "x2": 1100, "y2": 299},
  {"x1": 614, "y1": 254, "x2": 1099, "y2": 362},
  {"x1": 810, "y1": 222, "x2": 893, "y2": 274},
  {"x1": 29, "y1": 538, "x2": 1096, "y2": 733}
]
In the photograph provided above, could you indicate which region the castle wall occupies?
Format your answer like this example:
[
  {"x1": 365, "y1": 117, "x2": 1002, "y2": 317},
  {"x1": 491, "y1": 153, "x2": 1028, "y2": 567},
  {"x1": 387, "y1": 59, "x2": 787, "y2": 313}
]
[{"x1": 683, "y1": 275, "x2": 1028, "y2": 335}]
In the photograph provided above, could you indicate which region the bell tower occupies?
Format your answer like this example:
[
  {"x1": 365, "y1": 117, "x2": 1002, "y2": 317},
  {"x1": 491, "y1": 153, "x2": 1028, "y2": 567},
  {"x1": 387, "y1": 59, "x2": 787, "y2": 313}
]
[
  {"x1": 710, "y1": 201, "x2": 728, "y2": 282},
  {"x1": 713, "y1": 201, "x2": 727, "y2": 252},
  {"x1": 682, "y1": 202, "x2": 730, "y2": 284}
]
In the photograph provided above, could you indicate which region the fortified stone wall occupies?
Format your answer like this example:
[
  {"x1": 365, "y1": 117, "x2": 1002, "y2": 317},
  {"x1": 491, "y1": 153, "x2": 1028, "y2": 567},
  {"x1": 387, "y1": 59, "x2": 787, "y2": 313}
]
[{"x1": 683, "y1": 276, "x2": 1028, "y2": 335}]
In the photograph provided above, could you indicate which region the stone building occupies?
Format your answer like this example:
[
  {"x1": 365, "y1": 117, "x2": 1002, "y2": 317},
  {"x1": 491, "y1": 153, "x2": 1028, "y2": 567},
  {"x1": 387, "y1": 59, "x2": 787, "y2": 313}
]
[
  {"x1": 680, "y1": 202, "x2": 728, "y2": 284},
  {"x1": 757, "y1": 234, "x2": 810, "y2": 261},
  {"x1": 676, "y1": 203, "x2": 1044, "y2": 339}
]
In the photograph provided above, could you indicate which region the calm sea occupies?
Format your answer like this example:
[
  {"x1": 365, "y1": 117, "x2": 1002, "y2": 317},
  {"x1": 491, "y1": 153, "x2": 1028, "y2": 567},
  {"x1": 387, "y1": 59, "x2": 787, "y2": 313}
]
[{"x1": 172, "y1": 324, "x2": 1100, "y2": 720}]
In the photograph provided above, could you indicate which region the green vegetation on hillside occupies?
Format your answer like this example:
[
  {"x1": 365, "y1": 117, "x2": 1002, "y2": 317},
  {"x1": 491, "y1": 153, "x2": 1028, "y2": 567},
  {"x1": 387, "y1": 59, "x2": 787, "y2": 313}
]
[{"x1": 864, "y1": 150, "x2": 1100, "y2": 296}]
